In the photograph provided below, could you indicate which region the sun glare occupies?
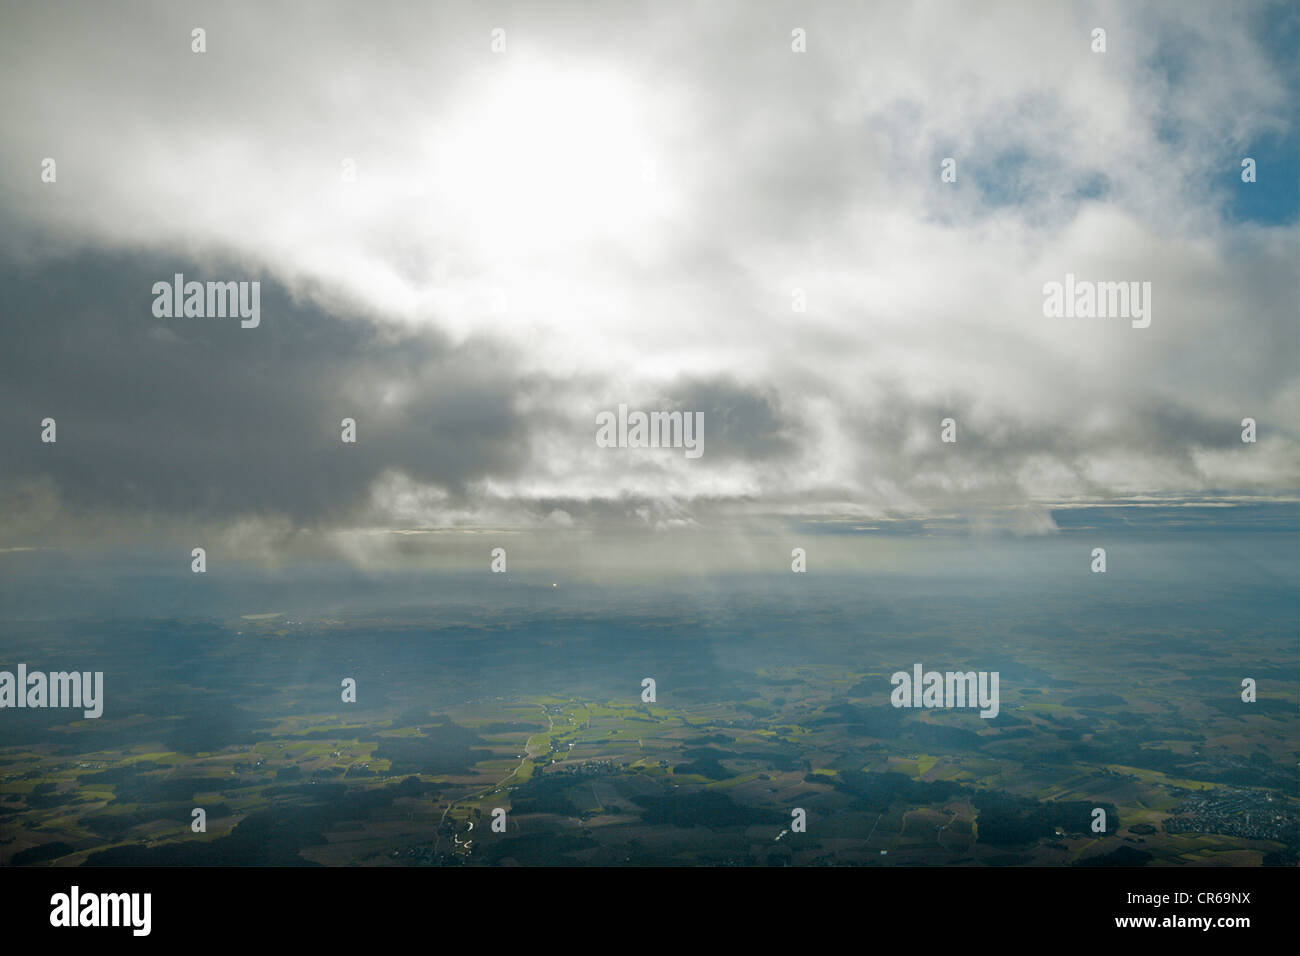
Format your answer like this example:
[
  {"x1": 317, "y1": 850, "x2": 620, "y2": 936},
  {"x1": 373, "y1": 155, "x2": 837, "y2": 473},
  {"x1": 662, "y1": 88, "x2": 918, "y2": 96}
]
[{"x1": 432, "y1": 62, "x2": 668, "y2": 257}]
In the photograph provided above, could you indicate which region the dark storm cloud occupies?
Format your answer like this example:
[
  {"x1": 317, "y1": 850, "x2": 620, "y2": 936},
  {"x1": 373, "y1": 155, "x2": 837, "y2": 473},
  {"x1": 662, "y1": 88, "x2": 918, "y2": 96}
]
[
  {"x1": 0, "y1": 251, "x2": 813, "y2": 538},
  {"x1": 0, "y1": 252, "x2": 534, "y2": 526},
  {"x1": 640, "y1": 378, "x2": 796, "y2": 462}
]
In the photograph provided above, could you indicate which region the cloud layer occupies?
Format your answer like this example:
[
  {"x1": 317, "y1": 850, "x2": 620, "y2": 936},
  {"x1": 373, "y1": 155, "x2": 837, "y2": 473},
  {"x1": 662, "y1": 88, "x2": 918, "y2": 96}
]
[{"x1": 1, "y1": 0, "x2": 1296, "y2": 551}]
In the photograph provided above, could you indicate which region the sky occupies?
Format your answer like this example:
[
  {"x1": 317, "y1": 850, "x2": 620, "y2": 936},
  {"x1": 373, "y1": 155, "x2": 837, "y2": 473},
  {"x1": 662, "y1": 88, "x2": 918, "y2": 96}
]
[{"x1": 0, "y1": 0, "x2": 1296, "y2": 567}]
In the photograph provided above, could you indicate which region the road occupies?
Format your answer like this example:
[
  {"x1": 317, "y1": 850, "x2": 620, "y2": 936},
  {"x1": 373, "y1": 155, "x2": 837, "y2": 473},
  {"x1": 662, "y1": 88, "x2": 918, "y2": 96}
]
[{"x1": 433, "y1": 702, "x2": 555, "y2": 856}]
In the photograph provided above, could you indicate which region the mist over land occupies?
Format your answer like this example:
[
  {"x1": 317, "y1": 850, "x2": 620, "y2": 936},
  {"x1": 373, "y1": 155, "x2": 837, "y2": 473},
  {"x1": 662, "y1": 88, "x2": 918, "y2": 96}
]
[{"x1": 2, "y1": 508, "x2": 1295, "y2": 866}]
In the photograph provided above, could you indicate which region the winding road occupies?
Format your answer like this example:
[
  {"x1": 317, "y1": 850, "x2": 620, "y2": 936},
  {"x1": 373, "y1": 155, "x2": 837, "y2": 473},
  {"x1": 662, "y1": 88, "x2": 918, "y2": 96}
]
[{"x1": 433, "y1": 703, "x2": 555, "y2": 856}]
